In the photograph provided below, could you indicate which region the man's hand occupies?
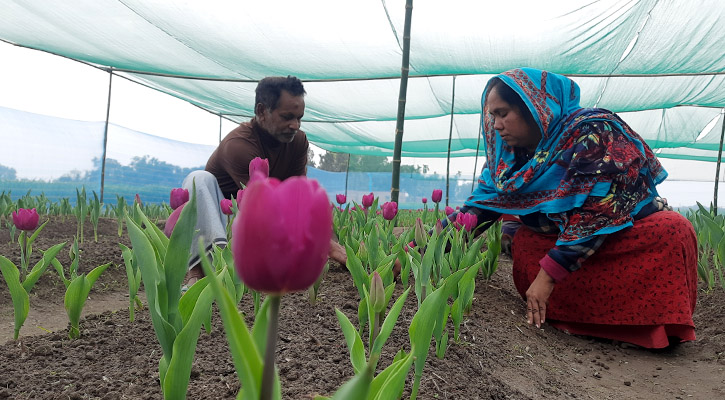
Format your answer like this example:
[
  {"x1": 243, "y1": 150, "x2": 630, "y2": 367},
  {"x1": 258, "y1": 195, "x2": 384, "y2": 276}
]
[{"x1": 525, "y1": 268, "x2": 555, "y2": 328}]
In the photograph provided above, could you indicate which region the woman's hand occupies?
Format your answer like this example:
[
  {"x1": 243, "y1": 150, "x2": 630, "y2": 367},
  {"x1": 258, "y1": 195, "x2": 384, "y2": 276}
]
[{"x1": 525, "y1": 268, "x2": 555, "y2": 328}]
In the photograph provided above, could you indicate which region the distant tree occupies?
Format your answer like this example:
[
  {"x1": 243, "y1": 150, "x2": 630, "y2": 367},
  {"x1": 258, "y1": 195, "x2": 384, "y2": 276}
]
[
  {"x1": 0, "y1": 164, "x2": 17, "y2": 180},
  {"x1": 55, "y1": 156, "x2": 201, "y2": 187},
  {"x1": 316, "y1": 151, "x2": 429, "y2": 173},
  {"x1": 317, "y1": 152, "x2": 349, "y2": 172},
  {"x1": 307, "y1": 148, "x2": 316, "y2": 167}
]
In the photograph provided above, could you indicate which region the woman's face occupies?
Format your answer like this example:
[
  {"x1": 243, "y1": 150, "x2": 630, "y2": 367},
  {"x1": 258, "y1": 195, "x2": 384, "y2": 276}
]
[{"x1": 487, "y1": 86, "x2": 541, "y2": 153}]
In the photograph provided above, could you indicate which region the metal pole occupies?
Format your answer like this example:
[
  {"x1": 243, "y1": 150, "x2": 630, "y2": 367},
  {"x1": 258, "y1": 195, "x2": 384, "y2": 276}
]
[
  {"x1": 445, "y1": 76, "x2": 456, "y2": 207},
  {"x1": 219, "y1": 114, "x2": 223, "y2": 143},
  {"x1": 714, "y1": 110, "x2": 725, "y2": 215},
  {"x1": 100, "y1": 70, "x2": 113, "y2": 203},
  {"x1": 471, "y1": 117, "x2": 483, "y2": 192},
  {"x1": 344, "y1": 153, "x2": 351, "y2": 198},
  {"x1": 390, "y1": 0, "x2": 413, "y2": 204}
]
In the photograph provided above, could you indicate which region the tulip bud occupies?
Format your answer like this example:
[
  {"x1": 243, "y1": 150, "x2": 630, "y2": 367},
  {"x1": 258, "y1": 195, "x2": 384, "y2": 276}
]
[
  {"x1": 358, "y1": 241, "x2": 368, "y2": 264},
  {"x1": 249, "y1": 157, "x2": 269, "y2": 181},
  {"x1": 12, "y1": 208, "x2": 39, "y2": 231},
  {"x1": 236, "y1": 189, "x2": 244, "y2": 209},
  {"x1": 435, "y1": 219, "x2": 444, "y2": 234},
  {"x1": 382, "y1": 201, "x2": 398, "y2": 221},
  {"x1": 220, "y1": 198, "x2": 234, "y2": 215},
  {"x1": 232, "y1": 176, "x2": 332, "y2": 294},
  {"x1": 336, "y1": 194, "x2": 346, "y2": 205},
  {"x1": 444, "y1": 206, "x2": 455, "y2": 216},
  {"x1": 362, "y1": 193, "x2": 374, "y2": 208},
  {"x1": 422, "y1": 197, "x2": 428, "y2": 204},
  {"x1": 370, "y1": 271, "x2": 386, "y2": 313},
  {"x1": 135, "y1": 193, "x2": 143, "y2": 207},
  {"x1": 164, "y1": 202, "x2": 185, "y2": 237},
  {"x1": 169, "y1": 188, "x2": 189, "y2": 210},
  {"x1": 414, "y1": 217, "x2": 427, "y2": 247},
  {"x1": 431, "y1": 189, "x2": 442, "y2": 203}
]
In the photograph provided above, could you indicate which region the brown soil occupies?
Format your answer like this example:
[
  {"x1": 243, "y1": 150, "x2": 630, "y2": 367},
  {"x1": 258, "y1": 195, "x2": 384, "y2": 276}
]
[{"x1": 0, "y1": 216, "x2": 724, "y2": 399}]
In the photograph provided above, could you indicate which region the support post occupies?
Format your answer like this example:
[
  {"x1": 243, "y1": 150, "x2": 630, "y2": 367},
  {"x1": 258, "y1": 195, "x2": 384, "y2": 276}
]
[
  {"x1": 390, "y1": 0, "x2": 413, "y2": 204},
  {"x1": 445, "y1": 76, "x2": 456, "y2": 207},
  {"x1": 344, "y1": 153, "x2": 351, "y2": 198},
  {"x1": 471, "y1": 118, "x2": 483, "y2": 192},
  {"x1": 99, "y1": 70, "x2": 113, "y2": 203},
  {"x1": 714, "y1": 110, "x2": 725, "y2": 215},
  {"x1": 219, "y1": 114, "x2": 223, "y2": 143}
]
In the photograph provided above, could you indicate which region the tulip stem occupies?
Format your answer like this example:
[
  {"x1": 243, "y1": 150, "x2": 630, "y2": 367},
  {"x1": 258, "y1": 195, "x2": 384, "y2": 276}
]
[
  {"x1": 260, "y1": 295, "x2": 281, "y2": 400},
  {"x1": 19, "y1": 231, "x2": 28, "y2": 277}
]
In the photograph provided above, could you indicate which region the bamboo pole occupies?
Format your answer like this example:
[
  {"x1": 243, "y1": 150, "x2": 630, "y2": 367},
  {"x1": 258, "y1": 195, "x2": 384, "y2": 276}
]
[
  {"x1": 471, "y1": 117, "x2": 483, "y2": 192},
  {"x1": 99, "y1": 70, "x2": 113, "y2": 203},
  {"x1": 714, "y1": 110, "x2": 725, "y2": 215},
  {"x1": 345, "y1": 153, "x2": 351, "y2": 198},
  {"x1": 391, "y1": 0, "x2": 413, "y2": 204},
  {"x1": 445, "y1": 76, "x2": 456, "y2": 206}
]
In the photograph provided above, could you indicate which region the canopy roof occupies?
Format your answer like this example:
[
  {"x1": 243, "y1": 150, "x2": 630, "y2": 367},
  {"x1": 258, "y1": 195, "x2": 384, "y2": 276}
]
[{"x1": 2, "y1": 0, "x2": 724, "y2": 159}]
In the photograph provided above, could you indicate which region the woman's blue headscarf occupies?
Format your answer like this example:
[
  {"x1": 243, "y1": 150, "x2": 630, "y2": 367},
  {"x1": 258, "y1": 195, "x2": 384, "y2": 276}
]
[{"x1": 465, "y1": 68, "x2": 667, "y2": 242}]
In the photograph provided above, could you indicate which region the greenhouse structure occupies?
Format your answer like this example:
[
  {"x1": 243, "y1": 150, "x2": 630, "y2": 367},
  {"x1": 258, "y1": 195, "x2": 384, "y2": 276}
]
[{"x1": 1, "y1": 0, "x2": 724, "y2": 208}]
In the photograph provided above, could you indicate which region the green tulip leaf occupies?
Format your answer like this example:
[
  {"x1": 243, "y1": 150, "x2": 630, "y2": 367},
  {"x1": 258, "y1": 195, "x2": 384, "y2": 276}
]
[
  {"x1": 0, "y1": 256, "x2": 30, "y2": 340},
  {"x1": 335, "y1": 308, "x2": 367, "y2": 374}
]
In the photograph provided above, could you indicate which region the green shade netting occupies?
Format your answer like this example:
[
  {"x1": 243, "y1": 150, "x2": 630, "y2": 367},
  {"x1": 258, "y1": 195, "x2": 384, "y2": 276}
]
[{"x1": 1, "y1": 0, "x2": 724, "y2": 159}]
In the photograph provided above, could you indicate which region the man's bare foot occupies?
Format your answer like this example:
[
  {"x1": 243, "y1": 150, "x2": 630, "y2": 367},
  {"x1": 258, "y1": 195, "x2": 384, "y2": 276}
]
[
  {"x1": 182, "y1": 264, "x2": 204, "y2": 292},
  {"x1": 328, "y1": 240, "x2": 347, "y2": 266}
]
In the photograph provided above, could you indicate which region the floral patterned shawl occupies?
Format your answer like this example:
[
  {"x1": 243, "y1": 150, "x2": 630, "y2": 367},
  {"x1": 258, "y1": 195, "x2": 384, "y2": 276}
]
[{"x1": 465, "y1": 68, "x2": 667, "y2": 244}]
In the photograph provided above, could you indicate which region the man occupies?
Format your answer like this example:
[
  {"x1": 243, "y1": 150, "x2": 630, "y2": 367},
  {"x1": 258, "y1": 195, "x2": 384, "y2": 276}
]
[{"x1": 176, "y1": 76, "x2": 347, "y2": 289}]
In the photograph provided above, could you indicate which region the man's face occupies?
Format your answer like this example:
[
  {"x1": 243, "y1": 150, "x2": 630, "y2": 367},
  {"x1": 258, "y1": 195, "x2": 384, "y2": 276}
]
[{"x1": 257, "y1": 90, "x2": 305, "y2": 143}]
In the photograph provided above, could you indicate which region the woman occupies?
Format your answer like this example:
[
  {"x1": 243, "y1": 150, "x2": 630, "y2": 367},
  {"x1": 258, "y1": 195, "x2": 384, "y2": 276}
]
[{"x1": 452, "y1": 68, "x2": 697, "y2": 349}]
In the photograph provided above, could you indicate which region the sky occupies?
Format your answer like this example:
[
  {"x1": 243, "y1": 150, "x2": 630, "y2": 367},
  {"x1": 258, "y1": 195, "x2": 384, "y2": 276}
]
[{"x1": 1, "y1": 40, "x2": 724, "y2": 208}]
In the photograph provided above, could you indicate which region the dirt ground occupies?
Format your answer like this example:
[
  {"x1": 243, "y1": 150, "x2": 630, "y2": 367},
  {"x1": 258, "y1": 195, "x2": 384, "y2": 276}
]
[{"x1": 0, "y1": 216, "x2": 723, "y2": 399}]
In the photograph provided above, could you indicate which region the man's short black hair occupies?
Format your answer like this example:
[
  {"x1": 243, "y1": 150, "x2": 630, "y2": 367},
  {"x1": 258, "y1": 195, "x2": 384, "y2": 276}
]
[{"x1": 255, "y1": 76, "x2": 306, "y2": 113}]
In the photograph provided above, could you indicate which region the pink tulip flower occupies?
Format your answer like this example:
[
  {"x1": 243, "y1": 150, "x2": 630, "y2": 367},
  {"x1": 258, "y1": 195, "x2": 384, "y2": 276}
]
[
  {"x1": 164, "y1": 202, "x2": 185, "y2": 237},
  {"x1": 362, "y1": 193, "x2": 374, "y2": 208},
  {"x1": 444, "y1": 206, "x2": 455, "y2": 216},
  {"x1": 382, "y1": 201, "x2": 398, "y2": 221},
  {"x1": 422, "y1": 197, "x2": 428, "y2": 204},
  {"x1": 431, "y1": 189, "x2": 443, "y2": 203},
  {"x1": 456, "y1": 212, "x2": 477, "y2": 232},
  {"x1": 220, "y1": 198, "x2": 234, "y2": 215},
  {"x1": 12, "y1": 208, "x2": 39, "y2": 231},
  {"x1": 249, "y1": 157, "x2": 269, "y2": 182},
  {"x1": 169, "y1": 188, "x2": 189, "y2": 210},
  {"x1": 336, "y1": 194, "x2": 347, "y2": 205},
  {"x1": 232, "y1": 176, "x2": 332, "y2": 294}
]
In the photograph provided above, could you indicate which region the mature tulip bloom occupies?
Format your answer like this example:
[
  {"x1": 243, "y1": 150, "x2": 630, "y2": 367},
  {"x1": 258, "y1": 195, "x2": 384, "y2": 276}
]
[
  {"x1": 12, "y1": 208, "x2": 39, "y2": 231},
  {"x1": 444, "y1": 206, "x2": 455, "y2": 216},
  {"x1": 362, "y1": 192, "x2": 374, "y2": 208},
  {"x1": 456, "y1": 212, "x2": 477, "y2": 232},
  {"x1": 169, "y1": 188, "x2": 189, "y2": 210},
  {"x1": 220, "y1": 199, "x2": 234, "y2": 215},
  {"x1": 422, "y1": 197, "x2": 428, "y2": 204},
  {"x1": 431, "y1": 189, "x2": 443, "y2": 203},
  {"x1": 249, "y1": 157, "x2": 270, "y2": 181},
  {"x1": 382, "y1": 201, "x2": 398, "y2": 221},
  {"x1": 233, "y1": 176, "x2": 332, "y2": 294},
  {"x1": 336, "y1": 194, "x2": 346, "y2": 205}
]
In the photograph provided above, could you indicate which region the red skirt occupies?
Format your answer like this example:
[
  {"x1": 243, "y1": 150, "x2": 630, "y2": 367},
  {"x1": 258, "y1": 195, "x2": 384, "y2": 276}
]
[{"x1": 512, "y1": 211, "x2": 698, "y2": 349}]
